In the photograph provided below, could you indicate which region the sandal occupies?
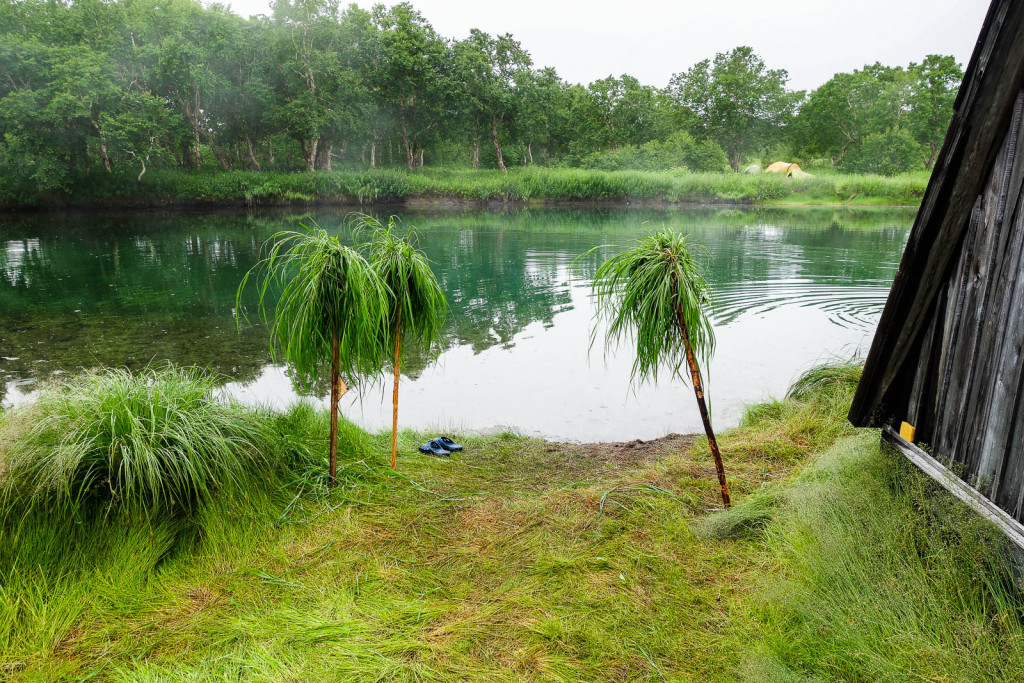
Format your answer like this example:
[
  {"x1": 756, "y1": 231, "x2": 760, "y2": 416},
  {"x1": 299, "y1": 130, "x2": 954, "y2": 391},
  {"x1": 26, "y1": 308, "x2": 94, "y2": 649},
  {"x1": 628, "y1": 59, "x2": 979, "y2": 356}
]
[
  {"x1": 418, "y1": 440, "x2": 450, "y2": 456},
  {"x1": 435, "y1": 436, "x2": 463, "y2": 452}
]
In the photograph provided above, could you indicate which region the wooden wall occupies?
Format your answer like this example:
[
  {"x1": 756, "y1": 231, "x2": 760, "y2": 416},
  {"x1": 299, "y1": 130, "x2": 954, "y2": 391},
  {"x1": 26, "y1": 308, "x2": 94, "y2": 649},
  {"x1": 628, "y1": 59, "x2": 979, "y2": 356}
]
[{"x1": 901, "y1": 89, "x2": 1024, "y2": 521}]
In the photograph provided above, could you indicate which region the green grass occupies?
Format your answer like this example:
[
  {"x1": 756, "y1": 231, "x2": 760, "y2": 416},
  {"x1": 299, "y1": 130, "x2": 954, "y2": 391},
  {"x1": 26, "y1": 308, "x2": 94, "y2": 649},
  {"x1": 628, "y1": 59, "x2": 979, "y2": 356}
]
[
  {"x1": 0, "y1": 366, "x2": 272, "y2": 515},
  {"x1": 742, "y1": 433, "x2": 1024, "y2": 681},
  {"x1": 1, "y1": 166, "x2": 930, "y2": 208},
  {"x1": 1, "y1": 363, "x2": 1022, "y2": 680}
]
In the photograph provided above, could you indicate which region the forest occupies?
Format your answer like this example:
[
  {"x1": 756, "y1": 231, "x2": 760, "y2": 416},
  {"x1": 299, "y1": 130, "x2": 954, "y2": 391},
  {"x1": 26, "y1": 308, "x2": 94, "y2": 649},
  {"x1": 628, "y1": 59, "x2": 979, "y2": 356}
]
[{"x1": 0, "y1": 0, "x2": 962, "y2": 198}]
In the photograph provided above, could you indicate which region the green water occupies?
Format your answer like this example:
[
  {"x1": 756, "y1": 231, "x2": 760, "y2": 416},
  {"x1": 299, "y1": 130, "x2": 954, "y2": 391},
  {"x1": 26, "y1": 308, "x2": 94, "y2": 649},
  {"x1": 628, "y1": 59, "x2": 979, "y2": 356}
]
[{"x1": 0, "y1": 206, "x2": 912, "y2": 440}]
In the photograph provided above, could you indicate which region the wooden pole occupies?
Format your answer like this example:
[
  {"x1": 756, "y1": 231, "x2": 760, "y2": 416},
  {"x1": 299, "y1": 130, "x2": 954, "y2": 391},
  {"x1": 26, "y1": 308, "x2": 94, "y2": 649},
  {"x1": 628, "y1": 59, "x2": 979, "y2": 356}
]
[
  {"x1": 391, "y1": 310, "x2": 402, "y2": 470},
  {"x1": 677, "y1": 306, "x2": 731, "y2": 509},
  {"x1": 329, "y1": 333, "x2": 340, "y2": 486}
]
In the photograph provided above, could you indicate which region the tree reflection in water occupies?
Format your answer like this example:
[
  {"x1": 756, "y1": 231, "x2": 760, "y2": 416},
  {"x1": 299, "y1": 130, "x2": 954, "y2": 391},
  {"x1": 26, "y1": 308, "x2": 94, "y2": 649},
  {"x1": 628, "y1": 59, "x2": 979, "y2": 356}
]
[{"x1": 0, "y1": 206, "x2": 913, "y2": 414}]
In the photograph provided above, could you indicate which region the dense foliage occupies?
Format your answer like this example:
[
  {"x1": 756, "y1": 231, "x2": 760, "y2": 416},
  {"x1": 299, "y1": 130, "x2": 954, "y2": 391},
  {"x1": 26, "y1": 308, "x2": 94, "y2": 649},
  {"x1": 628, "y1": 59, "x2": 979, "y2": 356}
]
[{"x1": 0, "y1": 0, "x2": 964, "y2": 199}]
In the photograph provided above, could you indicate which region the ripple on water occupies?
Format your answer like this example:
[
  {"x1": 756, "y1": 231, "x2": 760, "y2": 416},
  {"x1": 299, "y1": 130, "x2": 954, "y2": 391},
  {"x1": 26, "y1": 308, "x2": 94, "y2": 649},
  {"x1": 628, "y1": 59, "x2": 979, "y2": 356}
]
[{"x1": 710, "y1": 279, "x2": 892, "y2": 331}]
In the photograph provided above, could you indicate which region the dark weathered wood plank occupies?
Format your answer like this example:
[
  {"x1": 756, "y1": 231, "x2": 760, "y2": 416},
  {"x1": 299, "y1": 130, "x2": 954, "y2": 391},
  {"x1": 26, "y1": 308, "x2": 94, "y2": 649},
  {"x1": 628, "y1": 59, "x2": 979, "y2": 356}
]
[
  {"x1": 849, "y1": 0, "x2": 1024, "y2": 426},
  {"x1": 1002, "y1": 390, "x2": 1024, "y2": 519},
  {"x1": 907, "y1": 302, "x2": 938, "y2": 433},
  {"x1": 984, "y1": 199, "x2": 1024, "y2": 510},
  {"x1": 954, "y1": 98, "x2": 1024, "y2": 479}
]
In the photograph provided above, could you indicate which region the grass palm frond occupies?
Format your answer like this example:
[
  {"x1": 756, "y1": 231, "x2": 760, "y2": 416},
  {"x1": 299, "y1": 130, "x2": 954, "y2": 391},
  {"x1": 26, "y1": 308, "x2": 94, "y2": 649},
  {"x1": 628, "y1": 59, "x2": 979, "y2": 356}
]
[
  {"x1": 360, "y1": 213, "x2": 448, "y2": 356},
  {"x1": 237, "y1": 222, "x2": 389, "y2": 388},
  {"x1": 591, "y1": 227, "x2": 715, "y2": 385}
]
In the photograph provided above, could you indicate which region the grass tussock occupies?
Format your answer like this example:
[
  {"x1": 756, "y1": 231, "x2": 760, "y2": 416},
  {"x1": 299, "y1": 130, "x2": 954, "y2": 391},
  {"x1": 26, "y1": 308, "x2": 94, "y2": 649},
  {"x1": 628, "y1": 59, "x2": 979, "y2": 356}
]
[
  {"x1": 692, "y1": 360, "x2": 862, "y2": 472},
  {"x1": 1, "y1": 366, "x2": 270, "y2": 515}
]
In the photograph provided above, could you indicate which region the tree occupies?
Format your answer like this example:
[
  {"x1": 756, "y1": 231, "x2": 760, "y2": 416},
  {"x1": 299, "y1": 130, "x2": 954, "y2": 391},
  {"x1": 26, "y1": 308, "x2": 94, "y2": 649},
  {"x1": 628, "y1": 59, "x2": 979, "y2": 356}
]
[
  {"x1": 511, "y1": 66, "x2": 564, "y2": 165},
  {"x1": 453, "y1": 30, "x2": 532, "y2": 172},
  {"x1": 371, "y1": 3, "x2": 451, "y2": 170},
  {"x1": 669, "y1": 46, "x2": 799, "y2": 170},
  {"x1": 794, "y1": 58, "x2": 960, "y2": 171},
  {"x1": 238, "y1": 225, "x2": 387, "y2": 486},
  {"x1": 907, "y1": 55, "x2": 963, "y2": 168},
  {"x1": 271, "y1": 0, "x2": 374, "y2": 171},
  {"x1": 587, "y1": 75, "x2": 664, "y2": 149},
  {"x1": 364, "y1": 215, "x2": 447, "y2": 470},
  {"x1": 849, "y1": 127, "x2": 922, "y2": 175},
  {"x1": 128, "y1": 0, "x2": 231, "y2": 169},
  {"x1": 590, "y1": 229, "x2": 730, "y2": 508}
]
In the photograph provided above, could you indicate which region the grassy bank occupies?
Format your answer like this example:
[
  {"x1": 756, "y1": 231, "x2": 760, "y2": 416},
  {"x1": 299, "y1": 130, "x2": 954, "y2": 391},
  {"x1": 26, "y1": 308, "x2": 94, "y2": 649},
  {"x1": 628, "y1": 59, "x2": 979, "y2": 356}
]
[
  {"x1": 2, "y1": 167, "x2": 930, "y2": 209},
  {"x1": 1, "y1": 363, "x2": 1021, "y2": 680}
]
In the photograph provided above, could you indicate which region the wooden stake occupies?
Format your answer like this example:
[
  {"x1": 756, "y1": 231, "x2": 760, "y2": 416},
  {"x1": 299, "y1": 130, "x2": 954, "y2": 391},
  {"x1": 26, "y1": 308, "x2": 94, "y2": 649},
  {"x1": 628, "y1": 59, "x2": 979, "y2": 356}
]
[
  {"x1": 677, "y1": 306, "x2": 731, "y2": 509},
  {"x1": 391, "y1": 311, "x2": 402, "y2": 470},
  {"x1": 329, "y1": 333, "x2": 340, "y2": 486}
]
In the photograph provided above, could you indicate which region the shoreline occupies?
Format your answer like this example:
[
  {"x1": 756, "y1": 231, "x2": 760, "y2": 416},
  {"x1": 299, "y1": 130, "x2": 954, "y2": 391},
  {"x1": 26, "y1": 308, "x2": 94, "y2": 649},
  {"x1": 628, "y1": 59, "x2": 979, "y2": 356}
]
[
  {"x1": 0, "y1": 194, "x2": 921, "y2": 213},
  {"x1": 0, "y1": 167, "x2": 929, "y2": 212}
]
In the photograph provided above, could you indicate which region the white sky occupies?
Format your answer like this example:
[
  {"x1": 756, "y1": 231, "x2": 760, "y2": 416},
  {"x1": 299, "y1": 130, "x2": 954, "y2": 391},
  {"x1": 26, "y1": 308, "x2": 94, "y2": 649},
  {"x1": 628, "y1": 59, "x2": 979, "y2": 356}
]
[{"x1": 216, "y1": 0, "x2": 990, "y2": 92}]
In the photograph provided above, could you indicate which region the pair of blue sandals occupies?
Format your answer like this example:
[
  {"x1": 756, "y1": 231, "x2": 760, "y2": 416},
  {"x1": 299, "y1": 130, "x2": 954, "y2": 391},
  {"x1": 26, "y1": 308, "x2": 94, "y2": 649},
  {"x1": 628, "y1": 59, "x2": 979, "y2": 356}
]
[{"x1": 418, "y1": 436, "x2": 463, "y2": 456}]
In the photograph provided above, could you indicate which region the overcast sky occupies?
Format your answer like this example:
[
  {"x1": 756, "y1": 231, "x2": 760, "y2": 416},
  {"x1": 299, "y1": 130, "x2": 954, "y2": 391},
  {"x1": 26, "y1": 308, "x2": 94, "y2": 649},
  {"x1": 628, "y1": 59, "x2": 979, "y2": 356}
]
[{"x1": 215, "y1": 0, "x2": 990, "y2": 92}]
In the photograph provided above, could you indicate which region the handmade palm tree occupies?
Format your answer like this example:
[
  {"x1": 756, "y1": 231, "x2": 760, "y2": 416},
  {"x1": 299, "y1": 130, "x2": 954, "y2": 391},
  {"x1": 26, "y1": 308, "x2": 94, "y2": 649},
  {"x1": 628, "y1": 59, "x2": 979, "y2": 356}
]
[
  {"x1": 363, "y1": 214, "x2": 447, "y2": 470},
  {"x1": 238, "y1": 224, "x2": 387, "y2": 486},
  {"x1": 591, "y1": 228, "x2": 730, "y2": 508}
]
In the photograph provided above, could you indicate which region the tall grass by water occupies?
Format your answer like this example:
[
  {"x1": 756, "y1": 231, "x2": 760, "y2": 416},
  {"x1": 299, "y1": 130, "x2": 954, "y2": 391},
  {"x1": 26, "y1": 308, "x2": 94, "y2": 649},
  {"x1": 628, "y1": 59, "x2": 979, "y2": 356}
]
[
  {"x1": 1, "y1": 166, "x2": 930, "y2": 208},
  {"x1": 1, "y1": 366, "x2": 270, "y2": 515},
  {"x1": 1, "y1": 362, "x2": 1022, "y2": 679}
]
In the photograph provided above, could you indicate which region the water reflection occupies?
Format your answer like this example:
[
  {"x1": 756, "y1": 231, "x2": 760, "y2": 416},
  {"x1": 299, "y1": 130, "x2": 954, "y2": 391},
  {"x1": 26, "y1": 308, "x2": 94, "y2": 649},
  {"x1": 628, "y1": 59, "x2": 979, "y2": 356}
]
[{"x1": 0, "y1": 206, "x2": 913, "y2": 439}]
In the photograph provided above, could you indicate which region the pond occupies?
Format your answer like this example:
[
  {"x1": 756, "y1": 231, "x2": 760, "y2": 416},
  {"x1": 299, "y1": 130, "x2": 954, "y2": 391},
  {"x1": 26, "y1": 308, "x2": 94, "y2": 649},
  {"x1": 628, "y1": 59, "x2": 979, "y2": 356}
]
[{"x1": 0, "y1": 206, "x2": 913, "y2": 441}]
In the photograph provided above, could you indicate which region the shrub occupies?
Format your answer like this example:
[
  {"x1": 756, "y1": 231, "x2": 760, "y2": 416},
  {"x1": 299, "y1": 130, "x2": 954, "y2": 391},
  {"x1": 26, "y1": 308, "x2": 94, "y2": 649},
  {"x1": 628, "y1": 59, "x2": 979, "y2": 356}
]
[
  {"x1": 581, "y1": 132, "x2": 729, "y2": 173},
  {"x1": 847, "y1": 127, "x2": 925, "y2": 176}
]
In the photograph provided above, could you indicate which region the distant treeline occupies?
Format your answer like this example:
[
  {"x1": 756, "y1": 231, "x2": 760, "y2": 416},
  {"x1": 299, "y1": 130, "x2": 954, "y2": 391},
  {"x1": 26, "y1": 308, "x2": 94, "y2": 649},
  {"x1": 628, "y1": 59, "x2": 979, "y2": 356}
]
[{"x1": 0, "y1": 0, "x2": 963, "y2": 196}]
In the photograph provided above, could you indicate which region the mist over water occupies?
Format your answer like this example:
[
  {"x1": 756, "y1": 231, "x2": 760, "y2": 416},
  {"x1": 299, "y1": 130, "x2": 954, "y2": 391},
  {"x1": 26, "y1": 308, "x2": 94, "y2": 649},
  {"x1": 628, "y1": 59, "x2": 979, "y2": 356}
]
[{"x1": 0, "y1": 206, "x2": 911, "y2": 441}]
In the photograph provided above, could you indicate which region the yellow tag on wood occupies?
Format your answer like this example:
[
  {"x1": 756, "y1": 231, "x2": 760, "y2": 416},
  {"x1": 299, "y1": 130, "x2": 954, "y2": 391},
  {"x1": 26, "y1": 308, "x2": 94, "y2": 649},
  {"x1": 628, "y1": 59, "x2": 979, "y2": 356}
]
[{"x1": 899, "y1": 421, "x2": 916, "y2": 442}]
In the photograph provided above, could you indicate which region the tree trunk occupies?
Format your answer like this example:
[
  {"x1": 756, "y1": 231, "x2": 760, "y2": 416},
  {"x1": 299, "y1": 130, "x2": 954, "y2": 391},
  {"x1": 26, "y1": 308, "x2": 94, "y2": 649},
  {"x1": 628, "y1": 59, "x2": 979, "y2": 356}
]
[
  {"x1": 676, "y1": 305, "x2": 731, "y2": 508},
  {"x1": 91, "y1": 120, "x2": 112, "y2": 172},
  {"x1": 306, "y1": 138, "x2": 319, "y2": 172},
  {"x1": 328, "y1": 333, "x2": 349, "y2": 486},
  {"x1": 322, "y1": 143, "x2": 333, "y2": 171},
  {"x1": 193, "y1": 131, "x2": 202, "y2": 168},
  {"x1": 210, "y1": 140, "x2": 231, "y2": 171},
  {"x1": 527, "y1": 143, "x2": 533, "y2": 165},
  {"x1": 370, "y1": 142, "x2": 376, "y2": 168},
  {"x1": 245, "y1": 135, "x2": 261, "y2": 171},
  {"x1": 472, "y1": 142, "x2": 479, "y2": 168},
  {"x1": 491, "y1": 115, "x2": 507, "y2": 173},
  {"x1": 418, "y1": 148, "x2": 424, "y2": 168},
  {"x1": 167, "y1": 135, "x2": 183, "y2": 167},
  {"x1": 99, "y1": 141, "x2": 112, "y2": 172},
  {"x1": 391, "y1": 310, "x2": 402, "y2": 470},
  {"x1": 359, "y1": 143, "x2": 367, "y2": 164},
  {"x1": 401, "y1": 123, "x2": 415, "y2": 170}
]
